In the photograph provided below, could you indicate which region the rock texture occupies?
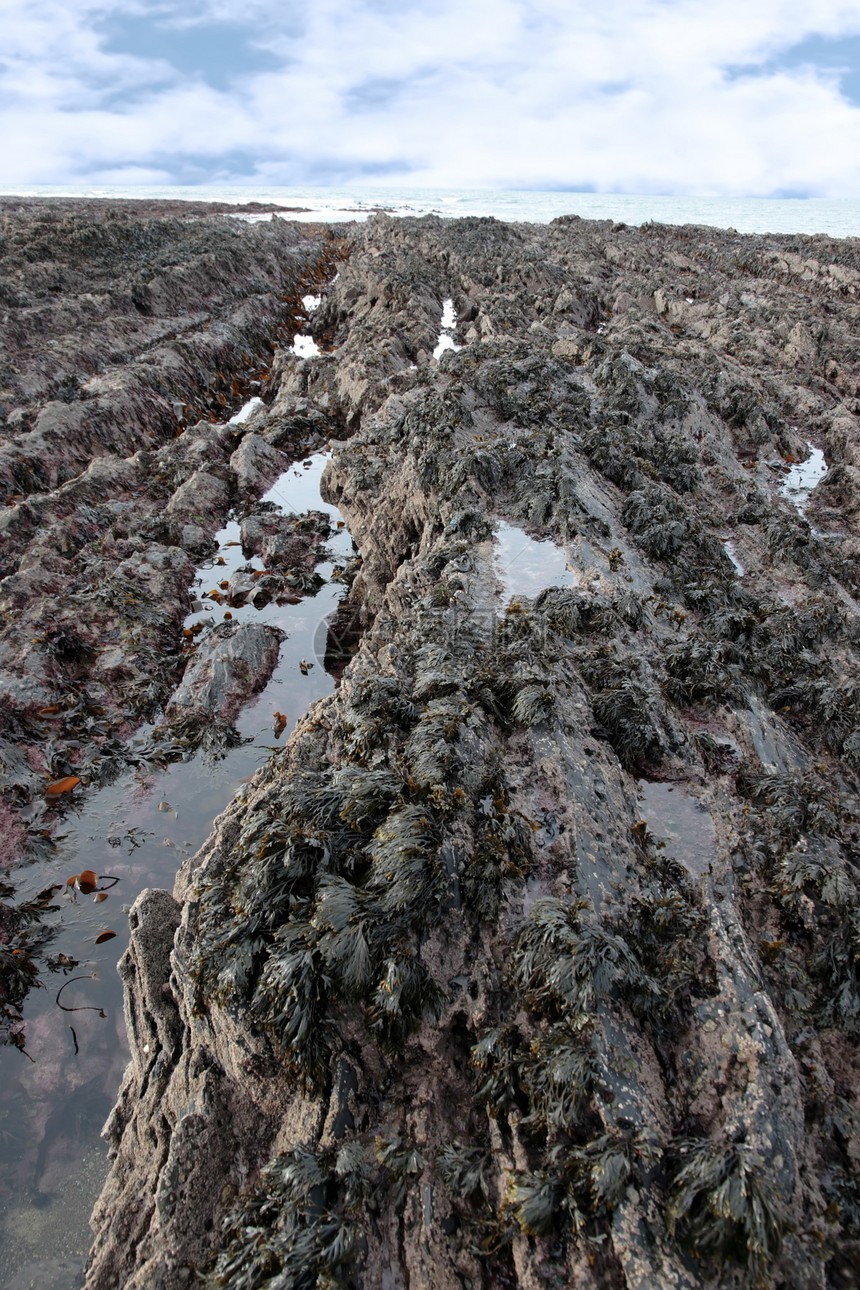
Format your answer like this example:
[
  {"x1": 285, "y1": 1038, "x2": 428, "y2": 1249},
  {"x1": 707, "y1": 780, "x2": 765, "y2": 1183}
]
[
  {"x1": 0, "y1": 201, "x2": 345, "y2": 1045},
  {"x1": 5, "y1": 205, "x2": 860, "y2": 1288}
]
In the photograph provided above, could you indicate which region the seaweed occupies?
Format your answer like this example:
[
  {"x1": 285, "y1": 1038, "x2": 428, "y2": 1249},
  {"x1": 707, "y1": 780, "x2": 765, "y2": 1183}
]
[
  {"x1": 0, "y1": 878, "x2": 65, "y2": 1052},
  {"x1": 374, "y1": 1132, "x2": 426, "y2": 1205},
  {"x1": 471, "y1": 1026, "x2": 525, "y2": 1114},
  {"x1": 510, "y1": 896, "x2": 655, "y2": 1019},
  {"x1": 205, "y1": 1147, "x2": 363, "y2": 1290},
  {"x1": 666, "y1": 1137, "x2": 790, "y2": 1280},
  {"x1": 662, "y1": 634, "x2": 746, "y2": 708},
  {"x1": 509, "y1": 1126, "x2": 662, "y2": 1240},
  {"x1": 462, "y1": 788, "x2": 534, "y2": 921},
  {"x1": 611, "y1": 848, "x2": 712, "y2": 1033},
  {"x1": 622, "y1": 485, "x2": 691, "y2": 559},
  {"x1": 518, "y1": 1021, "x2": 598, "y2": 1133},
  {"x1": 438, "y1": 1143, "x2": 491, "y2": 1203},
  {"x1": 574, "y1": 646, "x2": 663, "y2": 765}
]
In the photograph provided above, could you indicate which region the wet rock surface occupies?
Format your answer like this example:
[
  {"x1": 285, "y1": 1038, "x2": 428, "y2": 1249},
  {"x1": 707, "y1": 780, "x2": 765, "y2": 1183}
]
[
  {"x1": 166, "y1": 622, "x2": 285, "y2": 724},
  {"x1": 3, "y1": 205, "x2": 860, "y2": 1288},
  {"x1": 0, "y1": 201, "x2": 345, "y2": 1046}
]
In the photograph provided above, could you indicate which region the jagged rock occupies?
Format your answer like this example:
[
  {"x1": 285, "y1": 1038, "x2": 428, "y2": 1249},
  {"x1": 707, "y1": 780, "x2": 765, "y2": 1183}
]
[
  {"x1": 229, "y1": 432, "x2": 287, "y2": 494},
  {"x1": 3, "y1": 200, "x2": 860, "y2": 1289},
  {"x1": 77, "y1": 212, "x2": 860, "y2": 1290},
  {"x1": 164, "y1": 469, "x2": 229, "y2": 528}
]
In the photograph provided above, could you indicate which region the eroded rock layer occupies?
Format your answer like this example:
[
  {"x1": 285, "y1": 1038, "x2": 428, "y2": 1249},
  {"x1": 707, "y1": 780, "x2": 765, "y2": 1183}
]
[
  {"x1": 0, "y1": 203, "x2": 355, "y2": 1060},
  {"x1": 5, "y1": 206, "x2": 860, "y2": 1289}
]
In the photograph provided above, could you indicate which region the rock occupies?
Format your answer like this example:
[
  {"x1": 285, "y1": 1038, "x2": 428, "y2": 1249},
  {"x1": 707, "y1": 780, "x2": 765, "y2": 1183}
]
[
  {"x1": 164, "y1": 469, "x2": 229, "y2": 528},
  {"x1": 178, "y1": 522, "x2": 209, "y2": 552},
  {"x1": 0, "y1": 669, "x2": 53, "y2": 711},
  {"x1": 239, "y1": 511, "x2": 282, "y2": 552},
  {"x1": 3, "y1": 200, "x2": 860, "y2": 1290},
  {"x1": 229, "y1": 433, "x2": 287, "y2": 494},
  {"x1": 167, "y1": 622, "x2": 284, "y2": 722}
]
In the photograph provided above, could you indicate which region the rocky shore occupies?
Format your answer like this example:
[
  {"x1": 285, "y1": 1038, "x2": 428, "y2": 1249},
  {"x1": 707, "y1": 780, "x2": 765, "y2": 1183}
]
[{"x1": 3, "y1": 201, "x2": 860, "y2": 1289}]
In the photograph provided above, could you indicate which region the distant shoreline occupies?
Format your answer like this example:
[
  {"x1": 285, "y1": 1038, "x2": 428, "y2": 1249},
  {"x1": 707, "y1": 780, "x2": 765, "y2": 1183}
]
[{"x1": 1, "y1": 186, "x2": 859, "y2": 236}]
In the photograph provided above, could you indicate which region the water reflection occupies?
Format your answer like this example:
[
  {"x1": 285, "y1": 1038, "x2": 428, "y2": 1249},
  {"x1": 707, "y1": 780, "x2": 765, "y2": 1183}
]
[
  {"x1": 494, "y1": 520, "x2": 572, "y2": 602},
  {"x1": 780, "y1": 444, "x2": 827, "y2": 517},
  {"x1": 637, "y1": 781, "x2": 716, "y2": 878},
  {"x1": 0, "y1": 453, "x2": 358, "y2": 1287}
]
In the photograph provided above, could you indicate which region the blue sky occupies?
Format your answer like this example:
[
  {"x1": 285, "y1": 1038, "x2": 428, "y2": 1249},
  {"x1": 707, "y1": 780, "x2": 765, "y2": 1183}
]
[{"x1": 2, "y1": 1, "x2": 860, "y2": 195}]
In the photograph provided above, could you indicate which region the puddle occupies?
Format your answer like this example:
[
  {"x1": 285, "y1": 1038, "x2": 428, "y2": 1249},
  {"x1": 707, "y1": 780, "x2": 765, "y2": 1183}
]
[
  {"x1": 433, "y1": 298, "x2": 461, "y2": 361},
  {"x1": 291, "y1": 335, "x2": 321, "y2": 359},
  {"x1": 637, "y1": 781, "x2": 716, "y2": 878},
  {"x1": 301, "y1": 294, "x2": 321, "y2": 312},
  {"x1": 780, "y1": 444, "x2": 827, "y2": 516},
  {"x1": 0, "y1": 452, "x2": 358, "y2": 1286},
  {"x1": 494, "y1": 520, "x2": 573, "y2": 601},
  {"x1": 723, "y1": 539, "x2": 745, "y2": 577},
  {"x1": 229, "y1": 396, "x2": 264, "y2": 425}
]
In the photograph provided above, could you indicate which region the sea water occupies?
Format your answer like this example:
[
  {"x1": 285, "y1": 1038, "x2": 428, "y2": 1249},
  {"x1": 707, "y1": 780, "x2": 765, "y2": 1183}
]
[{"x1": 5, "y1": 184, "x2": 860, "y2": 238}]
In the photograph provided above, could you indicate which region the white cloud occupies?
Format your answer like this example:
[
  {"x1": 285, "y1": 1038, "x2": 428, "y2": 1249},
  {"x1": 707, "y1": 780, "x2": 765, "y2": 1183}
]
[{"x1": 0, "y1": 0, "x2": 859, "y2": 194}]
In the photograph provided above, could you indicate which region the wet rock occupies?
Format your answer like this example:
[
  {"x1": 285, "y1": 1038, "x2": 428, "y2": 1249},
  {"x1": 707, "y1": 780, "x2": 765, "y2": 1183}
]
[
  {"x1": 166, "y1": 622, "x2": 284, "y2": 723},
  {"x1": 178, "y1": 522, "x2": 209, "y2": 553},
  {"x1": 4, "y1": 201, "x2": 860, "y2": 1290},
  {"x1": 239, "y1": 511, "x2": 283, "y2": 552},
  {"x1": 0, "y1": 669, "x2": 53, "y2": 712},
  {"x1": 83, "y1": 210, "x2": 860, "y2": 1290}
]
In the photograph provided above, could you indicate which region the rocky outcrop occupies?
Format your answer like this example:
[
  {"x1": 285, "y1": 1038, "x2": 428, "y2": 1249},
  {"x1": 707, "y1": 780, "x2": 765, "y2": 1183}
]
[
  {"x1": 76, "y1": 213, "x2": 860, "y2": 1290},
  {"x1": 3, "y1": 202, "x2": 860, "y2": 1287},
  {"x1": 0, "y1": 203, "x2": 346, "y2": 1046}
]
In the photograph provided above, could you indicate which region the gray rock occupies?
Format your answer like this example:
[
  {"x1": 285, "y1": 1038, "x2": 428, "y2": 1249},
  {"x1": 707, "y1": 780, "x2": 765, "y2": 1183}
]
[
  {"x1": 0, "y1": 669, "x2": 53, "y2": 711},
  {"x1": 164, "y1": 469, "x2": 229, "y2": 528},
  {"x1": 167, "y1": 622, "x2": 284, "y2": 722},
  {"x1": 229, "y1": 433, "x2": 287, "y2": 495}
]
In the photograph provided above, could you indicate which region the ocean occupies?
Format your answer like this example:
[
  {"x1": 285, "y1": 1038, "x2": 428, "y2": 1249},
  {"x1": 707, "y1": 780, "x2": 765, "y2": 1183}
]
[{"x1": 3, "y1": 184, "x2": 860, "y2": 239}]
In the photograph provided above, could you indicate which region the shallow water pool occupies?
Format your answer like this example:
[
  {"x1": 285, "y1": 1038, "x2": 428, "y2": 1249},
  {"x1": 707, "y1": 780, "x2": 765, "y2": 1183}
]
[{"x1": 0, "y1": 451, "x2": 358, "y2": 1288}]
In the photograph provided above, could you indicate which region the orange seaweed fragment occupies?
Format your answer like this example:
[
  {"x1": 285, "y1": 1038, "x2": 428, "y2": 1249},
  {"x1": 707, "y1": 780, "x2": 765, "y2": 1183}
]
[{"x1": 46, "y1": 776, "x2": 81, "y2": 795}]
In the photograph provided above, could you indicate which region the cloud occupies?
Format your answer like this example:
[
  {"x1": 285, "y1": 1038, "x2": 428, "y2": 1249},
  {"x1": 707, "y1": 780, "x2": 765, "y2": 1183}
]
[{"x1": 0, "y1": 0, "x2": 859, "y2": 194}]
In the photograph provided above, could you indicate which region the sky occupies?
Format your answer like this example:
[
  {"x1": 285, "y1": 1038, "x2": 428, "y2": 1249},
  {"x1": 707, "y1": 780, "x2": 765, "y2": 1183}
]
[{"x1": 1, "y1": 0, "x2": 860, "y2": 195}]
